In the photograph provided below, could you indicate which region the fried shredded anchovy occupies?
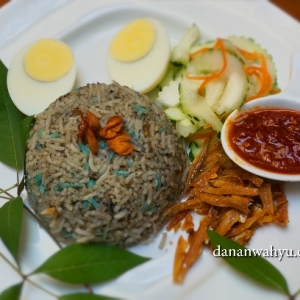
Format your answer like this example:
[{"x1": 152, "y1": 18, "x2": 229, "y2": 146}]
[{"x1": 167, "y1": 138, "x2": 289, "y2": 284}]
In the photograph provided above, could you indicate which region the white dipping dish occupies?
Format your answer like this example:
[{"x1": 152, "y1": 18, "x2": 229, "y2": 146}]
[{"x1": 221, "y1": 51, "x2": 300, "y2": 182}]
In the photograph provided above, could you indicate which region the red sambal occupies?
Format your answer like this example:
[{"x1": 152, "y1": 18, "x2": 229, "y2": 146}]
[{"x1": 228, "y1": 108, "x2": 300, "y2": 174}]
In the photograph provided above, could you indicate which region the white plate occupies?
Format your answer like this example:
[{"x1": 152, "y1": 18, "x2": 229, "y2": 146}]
[{"x1": 1, "y1": 1, "x2": 300, "y2": 299}]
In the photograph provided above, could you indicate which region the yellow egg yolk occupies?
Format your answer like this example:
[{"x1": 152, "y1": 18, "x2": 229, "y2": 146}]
[
  {"x1": 110, "y1": 19, "x2": 156, "y2": 62},
  {"x1": 24, "y1": 39, "x2": 74, "y2": 82}
]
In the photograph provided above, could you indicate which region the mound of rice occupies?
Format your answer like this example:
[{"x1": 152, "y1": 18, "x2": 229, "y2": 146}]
[{"x1": 26, "y1": 82, "x2": 188, "y2": 247}]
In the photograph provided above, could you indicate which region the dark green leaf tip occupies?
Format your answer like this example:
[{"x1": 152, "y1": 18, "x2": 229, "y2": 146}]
[
  {"x1": 0, "y1": 60, "x2": 27, "y2": 170},
  {"x1": 0, "y1": 282, "x2": 23, "y2": 300},
  {"x1": 207, "y1": 230, "x2": 290, "y2": 295},
  {"x1": 33, "y1": 243, "x2": 150, "y2": 284},
  {"x1": 58, "y1": 293, "x2": 120, "y2": 300},
  {"x1": 0, "y1": 197, "x2": 23, "y2": 265}
]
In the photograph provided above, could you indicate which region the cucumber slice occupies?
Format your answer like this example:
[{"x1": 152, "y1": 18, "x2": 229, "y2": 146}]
[
  {"x1": 164, "y1": 106, "x2": 186, "y2": 121},
  {"x1": 189, "y1": 139, "x2": 202, "y2": 162},
  {"x1": 187, "y1": 49, "x2": 223, "y2": 75},
  {"x1": 214, "y1": 71, "x2": 248, "y2": 114},
  {"x1": 171, "y1": 24, "x2": 200, "y2": 66},
  {"x1": 189, "y1": 40, "x2": 215, "y2": 56},
  {"x1": 228, "y1": 35, "x2": 277, "y2": 88},
  {"x1": 156, "y1": 80, "x2": 180, "y2": 107},
  {"x1": 176, "y1": 117, "x2": 200, "y2": 138},
  {"x1": 146, "y1": 86, "x2": 159, "y2": 101},
  {"x1": 186, "y1": 49, "x2": 248, "y2": 115},
  {"x1": 174, "y1": 65, "x2": 186, "y2": 81},
  {"x1": 222, "y1": 39, "x2": 247, "y2": 63},
  {"x1": 157, "y1": 63, "x2": 179, "y2": 91},
  {"x1": 205, "y1": 78, "x2": 226, "y2": 107},
  {"x1": 179, "y1": 77, "x2": 223, "y2": 131},
  {"x1": 189, "y1": 39, "x2": 246, "y2": 64},
  {"x1": 228, "y1": 36, "x2": 269, "y2": 56}
]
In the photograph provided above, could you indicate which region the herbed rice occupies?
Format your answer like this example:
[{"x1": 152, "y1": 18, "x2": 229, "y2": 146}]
[{"x1": 26, "y1": 82, "x2": 189, "y2": 247}]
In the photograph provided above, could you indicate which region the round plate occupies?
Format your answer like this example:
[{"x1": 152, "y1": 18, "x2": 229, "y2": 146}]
[{"x1": 1, "y1": 1, "x2": 300, "y2": 299}]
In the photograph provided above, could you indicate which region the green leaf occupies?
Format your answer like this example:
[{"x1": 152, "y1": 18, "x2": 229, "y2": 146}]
[
  {"x1": 19, "y1": 115, "x2": 35, "y2": 160},
  {"x1": 0, "y1": 282, "x2": 23, "y2": 300},
  {"x1": 207, "y1": 230, "x2": 290, "y2": 295},
  {"x1": 18, "y1": 115, "x2": 35, "y2": 196},
  {"x1": 0, "y1": 60, "x2": 27, "y2": 170},
  {"x1": 0, "y1": 197, "x2": 23, "y2": 265},
  {"x1": 17, "y1": 176, "x2": 25, "y2": 197},
  {"x1": 58, "y1": 293, "x2": 119, "y2": 300},
  {"x1": 32, "y1": 243, "x2": 150, "y2": 284}
]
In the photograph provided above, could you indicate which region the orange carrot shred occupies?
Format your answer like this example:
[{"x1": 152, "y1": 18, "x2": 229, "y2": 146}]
[
  {"x1": 185, "y1": 39, "x2": 228, "y2": 96},
  {"x1": 236, "y1": 47, "x2": 261, "y2": 61},
  {"x1": 246, "y1": 53, "x2": 272, "y2": 102},
  {"x1": 189, "y1": 47, "x2": 209, "y2": 59}
]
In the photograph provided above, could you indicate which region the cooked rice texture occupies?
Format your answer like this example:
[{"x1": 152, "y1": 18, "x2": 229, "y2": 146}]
[{"x1": 26, "y1": 82, "x2": 188, "y2": 247}]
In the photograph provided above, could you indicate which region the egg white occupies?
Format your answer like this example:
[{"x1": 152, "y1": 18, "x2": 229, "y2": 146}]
[
  {"x1": 7, "y1": 41, "x2": 76, "y2": 116},
  {"x1": 106, "y1": 18, "x2": 171, "y2": 94}
]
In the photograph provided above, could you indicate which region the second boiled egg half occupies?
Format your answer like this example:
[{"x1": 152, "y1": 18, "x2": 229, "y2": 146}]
[
  {"x1": 106, "y1": 18, "x2": 171, "y2": 94},
  {"x1": 7, "y1": 39, "x2": 76, "y2": 116}
]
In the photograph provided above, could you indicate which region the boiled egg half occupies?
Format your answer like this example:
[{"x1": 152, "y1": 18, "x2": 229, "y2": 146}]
[
  {"x1": 7, "y1": 39, "x2": 76, "y2": 116},
  {"x1": 106, "y1": 18, "x2": 171, "y2": 94}
]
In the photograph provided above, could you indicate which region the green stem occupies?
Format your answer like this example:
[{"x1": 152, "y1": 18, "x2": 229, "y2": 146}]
[
  {"x1": 1, "y1": 186, "x2": 93, "y2": 295},
  {"x1": 23, "y1": 206, "x2": 93, "y2": 294},
  {"x1": 290, "y1": 288, "x2": 300, "y2": 300},
  {"x1": 17, "y1": 170, "x2": 20, "y2": 186},
  {"x1": 26, "y1": 277, "x2": 57, "y2": 298},
  {"x1": 0, "y1": 252, "x2": 21, "y2": 276},
  {"x1": 0, "y1": 196, "x2": 12, "y2": 200},
  {"x1": 0, "y1": 251, "x2": 57, "y2": 298},
  {"x1": 0, "y1": 184, "x2": 18, "y2": 198},
  {"x1": 0, "y1": 184, "x2": 61, "y2": 249}
]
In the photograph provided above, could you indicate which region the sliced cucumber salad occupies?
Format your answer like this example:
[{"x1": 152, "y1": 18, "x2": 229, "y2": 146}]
[{"x1": 155, "y1": 24, "x2": 279, "y2": 139}]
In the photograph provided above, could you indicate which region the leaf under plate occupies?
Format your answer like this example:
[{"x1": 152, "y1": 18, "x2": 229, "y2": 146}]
[
  {"x1": 0, "y1": 60, "x2": 27, "y2": 170},
  {"x1": 18, "y1": 115, "x2": 35, "y2": 196},
  {"x1": 0, "y1": 197, "x2": 23, "y2": 265},
  {"x1": 58, "y1": 293, "x2": 119, "y2": 300},
  {"x1": 32, "y1": 243, "x2": 150, "y2": 284},
  {"x1": 207, "y1": 230, "x2": 290, "y2": 295},
  {"x1": 19, "y1": 115, "x2": 35, "y2": 161},
  {"x1": 0, "y1": 282, "x2": 23, "y2": 300}
]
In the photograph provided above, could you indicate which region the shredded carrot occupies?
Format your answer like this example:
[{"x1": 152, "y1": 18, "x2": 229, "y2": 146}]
[
  {"x1": 186, "y1": 39, "x2": 228, "y2": 96},
  {"x1": 235, "y1": 47, "x2": 273, "y2": 102},
  {"x1": 258, "y1": 53, "x2": 272, "y2": 95},
  {"x1": 236, "y1": 47, "x2": 260, "y2": 61},
  {"x1": 188, "y1": 43, "x2": 273, "y2": 102},
  {"x1": 244, "y1": 65, "x2": 262, "y2": 76},
  {"x1": 246, "y1": 53, "x2": 272, "y2": 102},
  {"x1": 189, "y1": 47, "x2": 209, "y2": 59}
]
